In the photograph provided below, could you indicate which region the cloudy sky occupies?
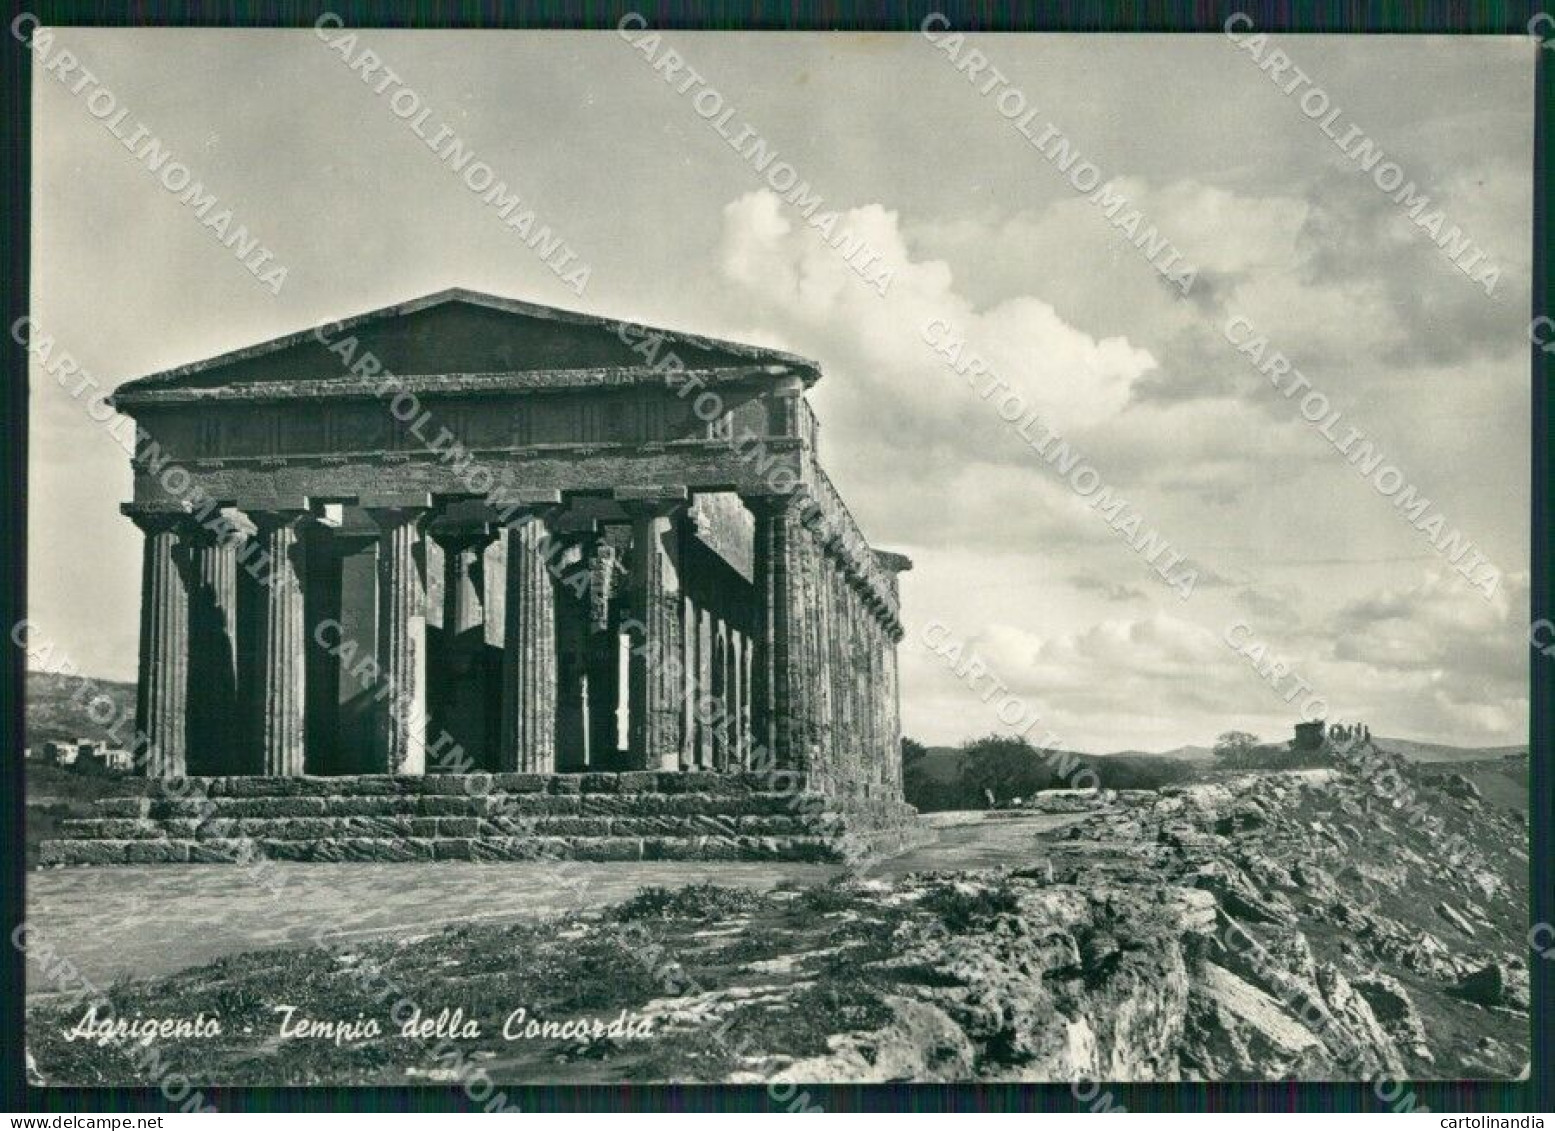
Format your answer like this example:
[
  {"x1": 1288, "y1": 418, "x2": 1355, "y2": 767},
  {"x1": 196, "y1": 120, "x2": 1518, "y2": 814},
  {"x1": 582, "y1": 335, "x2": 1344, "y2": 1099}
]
[{"x1": 29, "y1": 28, "x2": 1533, "y2": 752}]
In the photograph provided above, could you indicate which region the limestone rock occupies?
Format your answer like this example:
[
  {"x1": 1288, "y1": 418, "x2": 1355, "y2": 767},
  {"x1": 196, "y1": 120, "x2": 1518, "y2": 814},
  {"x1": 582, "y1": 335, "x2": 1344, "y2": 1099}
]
[
  {"x1": 1352, "y1": 972, "x2": 1433, "y2": 1064},
  {"x1": 1457, "y1": 962, "x2": 1529, "y2": 1011},
  {"x1": 1435, "y1": 901, "x2": 1477, "y2": 937}
]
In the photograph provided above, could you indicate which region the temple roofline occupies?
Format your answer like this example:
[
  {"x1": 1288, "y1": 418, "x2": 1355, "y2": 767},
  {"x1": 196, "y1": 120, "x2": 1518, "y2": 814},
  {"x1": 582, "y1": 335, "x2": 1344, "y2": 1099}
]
[{"x1": 112, "y1": 286, "x2": 823, "y2": 396}]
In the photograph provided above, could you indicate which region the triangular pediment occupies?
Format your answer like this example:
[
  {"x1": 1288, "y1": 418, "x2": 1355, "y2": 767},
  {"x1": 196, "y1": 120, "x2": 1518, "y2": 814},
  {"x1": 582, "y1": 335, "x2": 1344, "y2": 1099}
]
[{"x1": 113, "y1": 288, "x2": 818, "y2": 397}]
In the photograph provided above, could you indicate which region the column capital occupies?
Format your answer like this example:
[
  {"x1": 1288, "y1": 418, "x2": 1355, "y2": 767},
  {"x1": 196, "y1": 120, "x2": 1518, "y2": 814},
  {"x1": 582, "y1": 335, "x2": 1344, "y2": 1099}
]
[
  {"x1": 427, "y1": 517, "x2": 499, "y2": 554},
  {"x1": 616, "y1": 491, "x2": 689, "y2": 526},
  {"x1": 121, "y1": 503, "x2": 190, "y2": 535},
  {"x1": 742, "y1": 492, "x2": 803, "y2": 519},
  {"x1": 365, "y1": 504, "x2": 432, "y2": 529},
  {"x1": 247, "y1": 508, "x2": 313, "y2": 534},
  {"x1": 184, "y1": 508, "x2": 256, "y2": 548},
  {"x1": 360, "y1": 491, "x2": 434, "y2": 526},
  {"x1": 496, "y1": 501, "x2": 565, "y2": 535}
]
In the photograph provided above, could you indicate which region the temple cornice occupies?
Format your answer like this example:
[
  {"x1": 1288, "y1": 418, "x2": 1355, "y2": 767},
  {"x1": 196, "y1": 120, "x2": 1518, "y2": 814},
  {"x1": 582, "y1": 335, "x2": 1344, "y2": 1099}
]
[{"x1": 110, "y1": 365, "x2": 795, "y2": 409}]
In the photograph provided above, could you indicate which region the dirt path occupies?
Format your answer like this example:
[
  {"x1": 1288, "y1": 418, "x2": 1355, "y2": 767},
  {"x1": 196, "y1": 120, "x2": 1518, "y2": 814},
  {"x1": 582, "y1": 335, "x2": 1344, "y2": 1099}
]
[
  {"x1": 25, "y1": 859, "x2": 835, "y2": 996},
  {"x1": 25, "y1": 813, "x2": 1094, "y2": 998}
]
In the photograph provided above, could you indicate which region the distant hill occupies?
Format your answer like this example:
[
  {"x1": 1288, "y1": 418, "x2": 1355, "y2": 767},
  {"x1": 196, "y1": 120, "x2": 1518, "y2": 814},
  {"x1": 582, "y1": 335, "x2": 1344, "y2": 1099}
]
[
  {"x1": 25, "y1": 670, "x2": 136, "y2": 750},
  {"x1": 914, "y1": 736, "x2": 1521, "y2": 768},
  {"x1": 903, "y1": 733, "x2": 1528, "y2": 812},
  {"x1": 1108, "y1": 744, "x2": 1214, "y2": 761},
  {"x1": 1372, "y1": 736, "x2": 1528, "y2": 763}
]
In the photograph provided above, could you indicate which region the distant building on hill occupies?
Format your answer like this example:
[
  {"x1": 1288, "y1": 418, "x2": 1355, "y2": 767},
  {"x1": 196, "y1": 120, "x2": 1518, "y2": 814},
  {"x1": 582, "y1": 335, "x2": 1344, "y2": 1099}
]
[
  {"x1": 41, "y1": 738, "x2": 133, "y2": 775},
  {"x1": 1293, "y1": 720, "x2": 1326, "y2": 750}
]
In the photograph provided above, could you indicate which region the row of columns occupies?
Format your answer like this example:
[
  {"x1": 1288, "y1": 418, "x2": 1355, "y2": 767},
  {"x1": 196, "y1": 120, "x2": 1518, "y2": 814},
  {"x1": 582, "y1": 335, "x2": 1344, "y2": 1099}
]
[
  {"x1": 751, "y1": 496, "x2": 906, "y2": 797},
  {"x1": 126, "y1": 498, "x2": 563, "y2": 779},
  {"x1": 126, "y1": 489, "x2": 904, "y2": 790}
]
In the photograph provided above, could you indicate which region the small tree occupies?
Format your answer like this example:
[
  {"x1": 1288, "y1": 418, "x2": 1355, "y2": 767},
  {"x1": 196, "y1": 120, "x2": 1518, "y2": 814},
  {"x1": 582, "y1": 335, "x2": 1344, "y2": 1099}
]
[
  {"x1": 901, "y1": 737, "x2": 928, "y2": 766},
  {"x1": 1212, "y1": 730, "x2": 1260, "y2": 767},
  {"x1": 959, "y1": 734, "x2": 1049, "y2": 805}
]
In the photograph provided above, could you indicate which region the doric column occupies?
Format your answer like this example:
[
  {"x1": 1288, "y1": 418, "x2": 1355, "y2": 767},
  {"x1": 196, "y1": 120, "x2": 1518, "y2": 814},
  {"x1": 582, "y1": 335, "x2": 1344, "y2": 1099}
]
[
  {"x1": 740, "y1": 628, "x2": 754, "y2": 766},
  {"x1": 828, "y1": 564, "x2": 849, "y2": 786},
  {"x1": 302, "y1": 520, "x2": 342, "y2": 776},
  {"x1": 365, "y1": 500, "x2": 431, "y2": 775},
  {"x1": 249, "y1": 507, "x2": 311, "y2": 777},
  {"x1": 429, "y1": 512, "x2": 498, "y2": 768},
  {"x1": 125, "y1": 507, "x2": 191, "y2": 779},
  {"x1": 883, "y1": 622, "x2": 902, "y2": 792},
  {"x1": 718, "y1": 620, "x2": 738, "y2": 770},
  {"x1": 499, "y1": 504, "x2": 560, "y2": 772},
  {"x1": 748, "y1": 494, "x2": 807, "y2": 773},
  {"x1": 553, "y1": 539, "x2": 590, "y2": 772},
  {"x1": 584, "y1": 534, "x2": 622, "y2": 766},
  {"x1": 620, "y1": 489, "x2": 686, "y2": 770},
  {"x1": 696, "y1": 604, "x2": 714, "y2": 768},
  {"x1": 185, "y1": 511, "x2": 252, "y2": 775},
  {"x1": 798, "y1": 526, "x2": 827, "y2": 787},
  {"x1": 680, "y1": 594, "x2": 699, "y2": 770}
]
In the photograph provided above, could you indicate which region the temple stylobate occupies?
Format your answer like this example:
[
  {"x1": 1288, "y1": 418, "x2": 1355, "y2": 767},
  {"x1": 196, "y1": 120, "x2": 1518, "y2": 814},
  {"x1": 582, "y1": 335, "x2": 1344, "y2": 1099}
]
[{"x1": 107, "y1": 288, "x2": 912, "y2": 803}]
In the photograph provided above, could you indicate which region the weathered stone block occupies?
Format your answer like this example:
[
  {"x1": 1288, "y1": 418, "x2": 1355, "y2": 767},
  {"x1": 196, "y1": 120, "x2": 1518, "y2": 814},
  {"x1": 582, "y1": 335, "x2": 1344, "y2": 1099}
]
[
  {"x1": 615, "y1": 771, "x2": 660, "y2": 792},
  {"x1": 576, "y1": 773, "x2": 622, "y2": 793},
  {"x1": 335, "y1": 838, "x2": 432, "y2": 862},
  {"x1": 95, "y1": 798, "x2": 151, "y2": 818},
  {"x1": 546, "y1": 776, "x2": 582, "y2": 795},
  {"x1": 325, "y1": 796, "x2": 413, "y2": 816},
  {"x1": 59, "y1": 818, "x2": 159, "y2": 840},
  {"x1": 419, "y1": 776, "x2": 485, "y2": 796},
  {"x1": 41, "y1": 840, "x2": 127, "y2": 865},
  {"x1": 437, "y1": 817, "x2": 481, "y2": 837},
  {"x1": 266, "y1": 818, "x2": 337, "y2": 839},
  {"x1": 125, "y1": 841, "x2": 189, "y2": 863},
  {"x1": 222, "y1": 797, "x2": 329, "y2": 818},
  {"x1": 469, "y1": 837, "x2": 543, "y2": 861},
  {"x1": 505, "y1": 794, "x2": 581, "y2": 815},
  {"x1": 655, "y1": 772, "x2": 722, "y2": 794},
  {"x1": 643, "y1": 837, "x2": 705, "y2": 861},
  {"x1": 530, "y1": 816, "x2": 612, "y2": 837},
  {"x1": 333, "y1": 776, "x2": 411, "y2": 796},
  {"x1": 259, "y1": 839, "x2": 315, "y2": 861},
  {"x1": 488, "y1": 773, "x2": 548, "y2": 794},
  {"x1": 188, "y1": 839, "x2": 246, "y2": 862},
  {"x1": 649, "y1": 793, "x2": 793, "y2": 817},
  {"x1": 570, "y1": 837, "x2": 644, "y2": 861},
  {"x1": 148, "y1": 799, "x2": 217, "y2": 820},
  {"x1": 194, "y1": 819, "x2": 239, "y2": 840},
  {"x1": 610, "y1": 815, "x2": 739, "y2": 838},
  {"x1": 149, "y1": 778, "x2": 212, "y2": 801},
  {"x1": 579, "y1": 793, "x2": 666, "y2": 816},
  {"x1": 433, "y1": 838, "x2": 474, "y2": 860},
  {"x1": 343, "y1": 816, "x2": 414, "y2": 837},
  {"x1": 203, "y1": 777, "x2": 296, "y2": 798},
  {"x1": 419, "y1": 796, "x2": 477, "y2": 817}
]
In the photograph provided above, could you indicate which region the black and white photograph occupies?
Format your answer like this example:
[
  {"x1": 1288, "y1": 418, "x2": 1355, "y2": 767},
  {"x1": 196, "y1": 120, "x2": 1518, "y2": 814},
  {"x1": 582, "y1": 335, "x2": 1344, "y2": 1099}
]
[{"x1": 7, "y1": 7, "x2": 1550, "y2": 1115}]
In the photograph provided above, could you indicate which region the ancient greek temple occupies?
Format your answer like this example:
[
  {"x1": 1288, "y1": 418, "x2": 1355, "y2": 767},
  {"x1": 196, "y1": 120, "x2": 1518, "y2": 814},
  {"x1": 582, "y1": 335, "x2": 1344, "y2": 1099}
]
[{"x1": 106, "y1": 289, "x2": 911, "y2": 804}]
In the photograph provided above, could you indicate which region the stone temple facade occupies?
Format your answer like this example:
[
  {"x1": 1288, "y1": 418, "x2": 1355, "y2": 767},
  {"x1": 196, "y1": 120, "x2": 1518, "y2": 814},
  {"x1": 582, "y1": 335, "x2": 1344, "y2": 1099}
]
[{"x1": 43, "y1": 289, "x2": 921, "y2": 865}]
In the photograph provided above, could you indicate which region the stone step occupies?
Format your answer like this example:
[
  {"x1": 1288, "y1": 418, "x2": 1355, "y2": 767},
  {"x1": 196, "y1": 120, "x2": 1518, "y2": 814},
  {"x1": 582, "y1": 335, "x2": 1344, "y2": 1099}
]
[
  {"x1": 41, "y1": 772, "x2": 925, "y2": 867},
  {"x1": 130, "y1": 770, "x2": 821, "y2": 800},
  {"x1": 58, "y1": 812, "x2": 869, "y2": 841},
  {"x1": 92, "y1": 790, "x2": 918, "y2": 826},
  {"x1": 36, "y1": 832, "x2": 890, "y2": 866}
]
